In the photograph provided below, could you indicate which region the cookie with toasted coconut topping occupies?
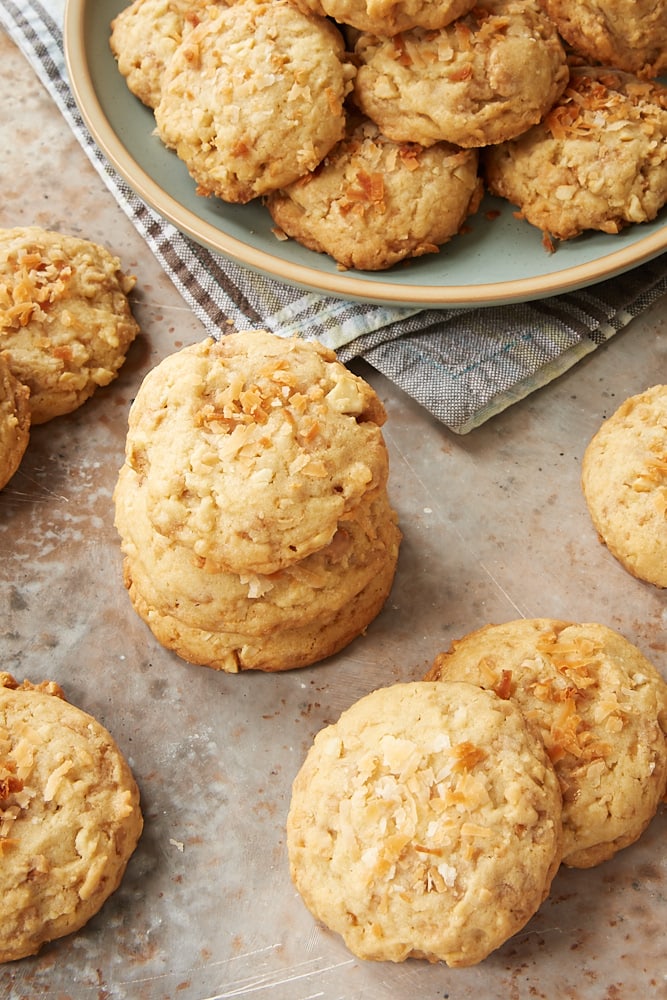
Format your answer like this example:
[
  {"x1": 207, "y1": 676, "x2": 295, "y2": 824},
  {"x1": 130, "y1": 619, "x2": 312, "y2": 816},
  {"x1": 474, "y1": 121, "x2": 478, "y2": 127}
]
[
  {"x1": 0, "y1": 673, "x2": 143, "y2": 963},
  {"x1": 352, "y1": 0, "x2": 568, "y2": 148},
  {"x1": 287, "y1": 680, "x2": 562, "y2": 965},
  {"x1": 538, "y1": 0, "x2": 667, "y2": 80},
  {"x1": 123, "y1": 333, "x2": 389, "y2": 575},
  {"x1": 266, "y1": 116, "x2": 482, "y2": 271},
  {"x1": 110, "y1": 0, "x2": 225, "y2": 109},
  {"x1": 290, "y1": 0, "x2": 476, "y2": 37},
  {"x1": 154, "y1": 0, "x2": 355, "y2": 203},
  {"x1": 484, "y1": 67, "x2": 667, "y2": 242},
  {"x1": 0, "y1": 226, "x2": 139, "y2": 424},
  {"x1": 425, "y1": 619, "x2": 667, "y2": 868},
  {"x1": 582, "y1": 384, "x2": 667, "y2": 588}
]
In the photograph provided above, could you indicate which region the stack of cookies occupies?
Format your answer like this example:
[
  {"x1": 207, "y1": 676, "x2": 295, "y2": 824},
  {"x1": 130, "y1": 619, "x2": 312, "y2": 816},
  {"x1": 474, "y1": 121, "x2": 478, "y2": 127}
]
[{"x1": 113, "y1": 330, "x2": 401, "y2": 673}]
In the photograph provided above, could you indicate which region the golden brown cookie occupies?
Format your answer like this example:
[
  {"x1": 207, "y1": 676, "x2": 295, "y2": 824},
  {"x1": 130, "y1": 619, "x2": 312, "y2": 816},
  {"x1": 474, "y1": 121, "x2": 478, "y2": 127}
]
[
  {"x1": 124, "y1": 333, "x2": 389, "y2": 575},
  {"x1": 0, "y1": 226, "x2": 139, "y2": 424},
  {"x1": 0, "y1": 673, "x2": 143, "y2": 963},
  {"x1": 352, "y1": 0, "x2": 568, "y2": 148},
  {"x1": 539, "y1": 0, "x2": 667, "y2": 80},
  {"x1": 484, "y1": 68, "x2": 667, "y2": 242},
  {"x1": 287, "y1": 681, "x2": 563, "y2": 965},
  {"x1": 581, "y1": 384, "x2": 667, "y2": 587},
  {"x1": 0, "y1": 352, "x2": 30, "y2": 490},
  {"x1": 425, "y1": 619, "x2": 667, "y2": 868},
  {"x1": 110, "y1": 0, "x2": 222, "y2": 109},
  {"x1": 290, "y1": 0, "x2": 476, "y2": 37},
  {"x1": 266, "y1": 117, "x2": 482, "y2": 271},
  {"x1": 154, "y1": 0, "x2": 356, "y2": 203}
]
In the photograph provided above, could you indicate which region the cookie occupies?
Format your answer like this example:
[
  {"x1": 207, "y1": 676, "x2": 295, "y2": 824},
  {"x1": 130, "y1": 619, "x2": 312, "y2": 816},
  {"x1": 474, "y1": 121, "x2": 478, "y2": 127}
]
[
  {"x1": 352, "y1": 0, "x2": 568, "y2": 148},
  {"x1": 484, "y1": 68, "x2": 667, "y2": 242},
  {"x1": 122, "y1": 548, "x2": 398, "y2": 672},
  {"x1": 538, "y1": 0, "x2": 667, "y2": 80},
  {"x1": 0, "y1": 352, "x2": 30, "y2": 491},
  {"x1": 290, "y1": 0, "x2": 476, "y2": 37},
  {"x1": 581, "y1": 384, "x2": 667, "y2": 587},
  {"x1": 124, "y1": 333, "x2": 389, "y2": 575},
  {"x1": 266, "y1": 117, "x2": 482, "y2": 271},
  {"x1": 286, "y1": 681, "x2": 562, "y2": 965},
  {"x1": 425, "y1": 619, "x2": 667, "y2": 868},
  {"x1": 0, "y1": 673, "x2": 143, "y2": 963},
  {"x1": 0, "y1": 226, "x2": 140, "y2": 424},
  {"x1": 110, "y1": 0, "x2": 220, "y2": 109},
  {"x1": 154, "y1": 0, "x2": 356, "y2": 204},
  {"x1": 115, "y1": 463, "x2": 400, "y2": 637}
]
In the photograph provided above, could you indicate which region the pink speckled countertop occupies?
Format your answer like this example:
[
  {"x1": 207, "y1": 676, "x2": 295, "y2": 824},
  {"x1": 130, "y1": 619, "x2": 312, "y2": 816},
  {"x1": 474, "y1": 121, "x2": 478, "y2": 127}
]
[{"x1": 2, "y1": 17, "x2": 667, "y2": 1000}]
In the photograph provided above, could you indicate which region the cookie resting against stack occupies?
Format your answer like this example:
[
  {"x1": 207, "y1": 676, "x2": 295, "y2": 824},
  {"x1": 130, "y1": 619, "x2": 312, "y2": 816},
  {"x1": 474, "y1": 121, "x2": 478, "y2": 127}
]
[
  {"x1": 424, "y1": 618, "x2": 667, "y2": 868},
  {"x1": 0, "y1": 673, "x2": 143, "y2": 963},
  {"x1": 109, "y1": 0, "x2": 223, "y2": 111},
  {"x1": 266, "y1": 117, "x2": 483, "y2": 271},
  {"x1": 113, "y1": 330, "x2": 401, "y2": 673}
]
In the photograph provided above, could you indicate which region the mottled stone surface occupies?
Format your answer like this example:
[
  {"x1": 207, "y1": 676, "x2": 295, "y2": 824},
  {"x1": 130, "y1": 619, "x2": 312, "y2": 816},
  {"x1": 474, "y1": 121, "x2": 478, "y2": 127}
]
[{"x1": 2, "y1": 22, "x2": 667, "y2": 1000}]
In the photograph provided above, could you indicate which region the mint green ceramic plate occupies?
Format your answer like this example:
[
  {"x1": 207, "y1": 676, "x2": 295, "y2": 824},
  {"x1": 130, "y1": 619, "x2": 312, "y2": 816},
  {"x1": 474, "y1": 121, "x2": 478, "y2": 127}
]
[{"x1": 64, "y1": 0, "x2": 667, "y2": 307}]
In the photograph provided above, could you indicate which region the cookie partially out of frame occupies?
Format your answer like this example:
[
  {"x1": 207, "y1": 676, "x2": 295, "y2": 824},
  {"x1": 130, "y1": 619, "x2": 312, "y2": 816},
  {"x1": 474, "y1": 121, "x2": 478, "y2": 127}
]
[
  {"x1": 538, "y1": 0, "x2": 667, "y2": 80},
  {"x1": 425, "y1": 619, "x2": 667, "y2": 868},
  {"x1": 581, "y1": 384, "x2": 667, "y2": 587},
  {"x1": 0, "y1": 352, "x2": 30, "y2": 491},
  {"x1": 0, "y1": 673, "x2": 143, "y2": 963},
  {"x1": 287, "y1": 681, "x2": 563, "y2": 966},
  {"x1": 484, "y1": 68, "x2": 667, "y2": 242},
  {"x1": 352, "y1": 0, "x2": 568, "y2": 148},
  {"x1": 110, "y1": 0, "x2": 222, "y2": 109},
  {"x1": 290, "y1": 0, "x2": 476, "y2": 37},
  {"x1": 124, "y1": 333, "x2": 389, "y2": 575},
  {"x1": 154, "y1": 0, "x2": 355, "y2": 203},
  {"x1": 0, "y1": 227, "x2": 140, "y2": 424},
  {"x1": 266, "y1": 117, "x2": 482, "y2": 271}
]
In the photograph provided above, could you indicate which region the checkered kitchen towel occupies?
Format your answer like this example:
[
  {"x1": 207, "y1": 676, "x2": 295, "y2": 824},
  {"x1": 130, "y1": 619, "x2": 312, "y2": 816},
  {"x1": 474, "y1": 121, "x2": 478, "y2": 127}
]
[{"x1": 2, "y1": 0, "x2": 666, "y2": 432}]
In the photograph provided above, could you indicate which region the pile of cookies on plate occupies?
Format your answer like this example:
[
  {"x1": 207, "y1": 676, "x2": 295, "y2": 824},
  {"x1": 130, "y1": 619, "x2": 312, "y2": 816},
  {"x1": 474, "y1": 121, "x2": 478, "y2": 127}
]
[
  {"x1": 0, "y1": 225, "x2": 139, "y2": 491},
  {"x1": 110, "y1": 0, "x2": 667, "y2": 269}
]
